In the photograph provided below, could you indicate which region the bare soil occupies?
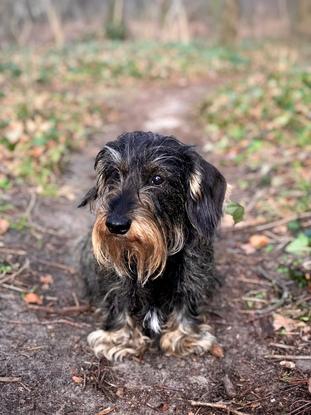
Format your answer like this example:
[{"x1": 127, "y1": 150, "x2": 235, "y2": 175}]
[{"x1": 0, "y1": 81, "x2": 310, "y2": 415}]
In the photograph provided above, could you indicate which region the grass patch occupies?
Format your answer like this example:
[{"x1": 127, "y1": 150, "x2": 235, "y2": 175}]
[{"x1": 200, "y1": 60, "x2": 310, "y2": 218}]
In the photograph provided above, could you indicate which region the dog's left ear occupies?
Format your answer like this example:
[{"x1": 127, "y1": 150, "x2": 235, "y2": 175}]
[
  {"x1": 186, "y1": 151, "x2": 226, "y2": 239},
  {"x1": 77, "y1": 186, "x2": 98, "y2": 208}
]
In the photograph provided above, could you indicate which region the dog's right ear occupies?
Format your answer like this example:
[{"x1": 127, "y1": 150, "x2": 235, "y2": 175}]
[{"x1": 77, "y1": 186, "x2": 98, "y2": 208}]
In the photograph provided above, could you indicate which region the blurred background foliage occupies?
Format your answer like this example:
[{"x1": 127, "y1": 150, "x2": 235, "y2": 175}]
[{"x1": 0, "y1": 0, "x2": 309, "y2": 192}]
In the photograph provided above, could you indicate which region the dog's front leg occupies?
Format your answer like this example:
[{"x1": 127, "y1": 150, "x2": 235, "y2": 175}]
[
  {"x1": 87, "y1": 313, "x2": 149, "y2": 361},
  {"x1": 160, "y1": 309, "x2": 217, "y2": 357}
]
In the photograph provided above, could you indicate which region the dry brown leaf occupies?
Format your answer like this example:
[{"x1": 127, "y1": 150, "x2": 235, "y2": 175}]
[
  {"x1": 211, "y1": 343, "x2": 224, "y2": 358},
  {"x1": 40, "y1": 274, "x2": 54, "y2": 286},
  {"x1": 241, "y1": 243, "x2": 256, "y2": 255},
  {"x1": 30, "y1": 147, "x2": 44, "y2": 158},
  {"x1": 72, "y1": 375, "x2": 83, "y2": 384},
  {"x1": 24, "y1": 292, "x2": 43, "y2": 305},
  {"x1": 96, "y1": 408, "x2": 114, "y2": 415},
  {"x1": 249, "y1": 234, "x2": 270, "y2": 249},
  {"x1": 0, "y1": 219, "x2": 10, "y2": 235},
  {"x1": 273, "y1": 313, "x2": 305, "y2": 333}
]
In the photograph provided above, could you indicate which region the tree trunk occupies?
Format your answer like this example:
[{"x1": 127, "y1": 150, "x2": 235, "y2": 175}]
[
  {"x1": 160, "y1": 0, "x2": 190, "y2": 44},
  {"x1": 43, "y1": 0, "x2": 64, "y2": 47},
  {"x1": 219, "y1": 0, "x2": 240, "y2": 45}
]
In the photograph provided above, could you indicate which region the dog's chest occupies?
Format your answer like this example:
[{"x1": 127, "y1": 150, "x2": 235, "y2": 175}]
[{"x1": 143, "y1": 308, "x2": 162, "y2": 334}]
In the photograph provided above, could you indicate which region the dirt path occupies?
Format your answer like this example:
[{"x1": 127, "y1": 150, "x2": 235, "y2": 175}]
[{"x1": 0, "y1": 81, "x2": 309, "y2": 415}]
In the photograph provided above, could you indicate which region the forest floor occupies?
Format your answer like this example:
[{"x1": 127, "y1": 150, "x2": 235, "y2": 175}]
[{"x1": 0, "y1": 42, "x2": 310, "y2": 415}]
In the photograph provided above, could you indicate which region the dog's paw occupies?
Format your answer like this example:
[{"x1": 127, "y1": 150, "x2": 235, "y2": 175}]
[
  {"x1": 87, "y1": 325, "x2": 149, "y2": 361},
  {"x1": 160, "y1": 321, "x2": 218, "y2": 357}
]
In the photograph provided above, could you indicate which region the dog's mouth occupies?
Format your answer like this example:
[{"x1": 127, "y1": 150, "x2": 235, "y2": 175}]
[{"x1": 92, "y1": 213, "x2": 167, "y2": 283}]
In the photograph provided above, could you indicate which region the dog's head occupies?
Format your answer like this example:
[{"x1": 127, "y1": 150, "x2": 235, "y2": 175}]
[{"x1": 79, "y1": 131, "x2": 226, "y2": 283}]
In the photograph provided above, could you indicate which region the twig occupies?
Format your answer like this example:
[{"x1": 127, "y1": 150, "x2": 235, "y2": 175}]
[
  {"x1": 30, "y1": 222, "x2": 65, "y2": 236},
  {"x1": 72, "y1": 292, "x2": 80, "y2": 307},
  {"x1": 255, "y1": 212, "x2": 311, "y2": 231},
  {"x1": 0, "y1": 318, "x2": 90, "y2": 328},
  {"x1": 19, "y1": 382, "x2": 31, "y2": 392},
  {"x1": 0, "y1": 247, "x2": 27, "y2": 255},
  {"x1": 0, "y1": 258, "x2": 30, "y2": 284},
  {"x1": 0, "y1": 376, "x2": 21, "y2": 383},
  {"x1": 25, "y1": 190, "x2": 36, "y2": 218},
  {"x1": 27, "y1": 304, "x2": 90, "y2": 315},
  {"x1": 269, "y1": 343, "x2": 295, "y2": 350},
  {"x1": 0, "y1": 283, "x2": 26, "y2": 293},
  {"x1": 252, "y1": 267, "x2": 289, "y2": 315},
  {"x1": 95, "y1": 407, "x2": 115, "y2": 415},
  {"x1": 230, "y1": 212, "x2": 311, "y2": 233},
  {"x1": 289, "y1": 400, "x2": 311, "y2": 415},
  {"x1": 36, "y1": 259, "x2": 75, "y2": 274},
  {"x1": 264, "y1": 355, "x2": 311, "y2": 360},
  {"x1": 189, "y1": 400, "x2": 250, "y2": 415}
]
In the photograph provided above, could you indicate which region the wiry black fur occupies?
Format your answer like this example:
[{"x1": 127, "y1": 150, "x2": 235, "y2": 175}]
[{"x1": 79, "y1": 131, "x2": 226, "y2": 341}]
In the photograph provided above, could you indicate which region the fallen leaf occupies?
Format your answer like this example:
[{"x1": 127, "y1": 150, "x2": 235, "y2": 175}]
[
  {"x1": 211, "y1": 343, "x2": 224, "y2": 358},
  {"x1": 308, "y1": 377, "x2": 311, "y2": 394},
  {"x1": 249, "y1": 234, "x2": 270, "y2": 249},
  {"x1": 225, "y1": 201, "x2": 245, "y2": 224},
  {"x1": 273, "y1": 313, "x2": 305, "y2": 333},
  {"x1": 0, "y1": 219, "x2": 10, "y2": 235},
  {"x1": 40, "y1": 274, "x2": 54, "y2": 287},
  {"x1": 72, "y1": 375, "x2": 83, "y2": 384},
  {"x1": 29, "y1": 147, "x2": 44, "y2": 158},
  {"x1": 285, "y1": 233, "x2": 311, "y2": 255},
  {"x1": 241, "y1": 243, "x2": 256, "y2": 255},
  {"x1": 96, "y1": 408, "x2": 114, "y2": 415},
  {"x1": 24, "y1": 292, "x2": 43, "y2": 305}
]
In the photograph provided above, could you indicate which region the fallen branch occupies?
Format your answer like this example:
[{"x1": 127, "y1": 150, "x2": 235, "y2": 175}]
[{"x1": 189, "y1": 400, "x2": 250, "y2": 415}]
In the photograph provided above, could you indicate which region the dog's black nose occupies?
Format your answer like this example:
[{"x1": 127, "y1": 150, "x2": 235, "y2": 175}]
[{"x1": 106, "y1": 215, "x2": 131, "y2": 235}]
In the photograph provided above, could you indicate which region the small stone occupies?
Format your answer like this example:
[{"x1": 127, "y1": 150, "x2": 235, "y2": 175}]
[
  {"x1": 116, "y1": 387, "x2": 124, "y2": 398},
  {"x1": 280, "y1": 360, "x2": 295, "y2": 369}
]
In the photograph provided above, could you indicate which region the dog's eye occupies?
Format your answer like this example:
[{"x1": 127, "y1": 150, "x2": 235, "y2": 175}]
[{"x1": 151, "y1": 175, "x2": 163, "y2": 185}]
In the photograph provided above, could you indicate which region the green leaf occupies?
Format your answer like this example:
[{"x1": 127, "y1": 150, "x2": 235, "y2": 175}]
[
  {"x1": 225, "y1": 201, "x2": 245, "y2": 224},
  {"x1": 285, "y1": 233, "x2": 311, "y2": 255},
  {"x1": 0, "y1": 263, "x2": 12, "y2": 273},
  {"x1": 0, "y1": 177, "x2": 11, "y2": 190}
]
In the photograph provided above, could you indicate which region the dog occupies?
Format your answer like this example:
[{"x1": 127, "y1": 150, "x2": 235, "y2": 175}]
[{"x1": 79, "y1": 131, "x2": 226, "y2": 361}]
